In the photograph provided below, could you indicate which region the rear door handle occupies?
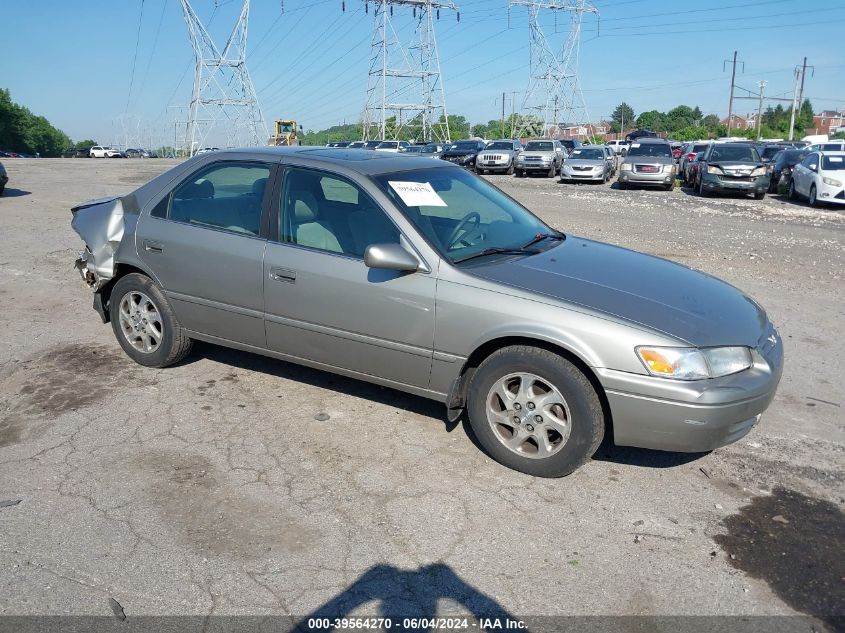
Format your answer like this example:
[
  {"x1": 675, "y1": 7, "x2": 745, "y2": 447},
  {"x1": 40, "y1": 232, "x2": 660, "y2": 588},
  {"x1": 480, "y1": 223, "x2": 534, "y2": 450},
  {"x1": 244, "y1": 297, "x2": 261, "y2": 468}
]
[
  {"x1": 143, "y1": 240, "x2": 164, "y2": 253},
  {"x1": 270, "y1": 267, "x2": 296, "y2": 283}
]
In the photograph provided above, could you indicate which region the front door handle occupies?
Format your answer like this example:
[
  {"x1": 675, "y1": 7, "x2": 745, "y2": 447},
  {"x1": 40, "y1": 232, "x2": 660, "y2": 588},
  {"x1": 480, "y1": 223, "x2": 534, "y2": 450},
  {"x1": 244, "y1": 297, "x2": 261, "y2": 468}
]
[
  {"x1": 270, "y1": 267, "x2": 296, "y2": 283},
  {"x1": 143, "y1": 240, "x2": 164, "y2": 253}
]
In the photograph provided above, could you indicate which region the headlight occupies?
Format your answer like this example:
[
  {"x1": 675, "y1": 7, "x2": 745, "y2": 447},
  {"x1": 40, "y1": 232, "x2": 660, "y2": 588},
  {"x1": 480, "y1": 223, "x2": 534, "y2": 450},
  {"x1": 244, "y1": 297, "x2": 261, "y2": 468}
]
[
  {"x1": 823, "y1": 176, "x2": 842, "y2": 187},
  {"x1": 663, "y1": 164, "x2": 676, "y2": 173},
  {"x1": 707, "y1": 165, "x2": 723, "y2": 175},
  {"x1": 750, "y1": 167, "x2": 767, "y2": 176},
  {"x1": 593, "y1": 165, "x2": 603, "y2": 171},
  {"x1": 636, "y1": 346, "x2": 753, "y2": 380},
  {"x1": 516, "y1": 156, "x2": 524, "y2": 162},
  {"x1": 620, "y1": 163, "x2": 632, "y2": 172}
]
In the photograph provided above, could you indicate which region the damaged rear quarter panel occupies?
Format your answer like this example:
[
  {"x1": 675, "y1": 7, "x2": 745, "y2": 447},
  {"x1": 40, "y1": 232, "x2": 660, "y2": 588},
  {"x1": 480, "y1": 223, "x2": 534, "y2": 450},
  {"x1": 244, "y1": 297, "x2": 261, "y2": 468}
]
[{"x1": 71, "y1": 197, "x2": 140, "y2": 287}]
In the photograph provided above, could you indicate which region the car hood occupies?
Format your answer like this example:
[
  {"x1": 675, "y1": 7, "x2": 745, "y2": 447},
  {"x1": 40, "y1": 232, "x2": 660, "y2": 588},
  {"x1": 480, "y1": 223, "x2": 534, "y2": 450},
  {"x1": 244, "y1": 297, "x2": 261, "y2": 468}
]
[
  {"x1": 564, "y1": 159, "x2": 605, "y2": 167},
  {"x1": 710, "y1": 161, "x2": 763, "y2": 173},
  {"x1": 468, "y1": 237, "x2": 768, "y2": 347}
]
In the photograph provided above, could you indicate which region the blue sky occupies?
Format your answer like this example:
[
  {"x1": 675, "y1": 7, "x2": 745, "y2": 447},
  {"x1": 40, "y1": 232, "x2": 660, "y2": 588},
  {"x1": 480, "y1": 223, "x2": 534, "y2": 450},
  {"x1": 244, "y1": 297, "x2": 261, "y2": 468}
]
[{"x1": 3, "y1": 0, "x2": 844, "y2": 144}]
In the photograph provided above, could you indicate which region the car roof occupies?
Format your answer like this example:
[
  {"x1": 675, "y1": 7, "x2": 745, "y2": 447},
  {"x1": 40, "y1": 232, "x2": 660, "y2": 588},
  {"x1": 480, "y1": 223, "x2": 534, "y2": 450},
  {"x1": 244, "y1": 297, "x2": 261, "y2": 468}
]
[
  {"x1": 633, "y1": 137, "x2": 669, "y2": 144},
  {"x1": 213, "y1": 146, "x2": 457, "y2": 175}
]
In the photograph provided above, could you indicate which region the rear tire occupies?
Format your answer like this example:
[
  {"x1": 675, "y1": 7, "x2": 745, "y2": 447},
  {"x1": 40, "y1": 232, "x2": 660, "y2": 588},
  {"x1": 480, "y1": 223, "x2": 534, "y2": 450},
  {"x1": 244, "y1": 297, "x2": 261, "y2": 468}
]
[
  {"x1": 466, "y1": 345, "x2": 605, "y2": 478},
  {"x1": 109, "y1": 273, "x2": 192, "y2": 368}
]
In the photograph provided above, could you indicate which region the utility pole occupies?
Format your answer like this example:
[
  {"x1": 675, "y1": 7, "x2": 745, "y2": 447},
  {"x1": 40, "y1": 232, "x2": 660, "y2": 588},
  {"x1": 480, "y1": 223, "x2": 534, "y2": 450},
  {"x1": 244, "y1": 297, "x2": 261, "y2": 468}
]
[
  {"x1": 755, "y1": 80, "x2": 766, "y2": 141},
  {"x1": 723, "y1": 51, "x2": 743, "y2": 137},
  {"x1": 798, "y1": 56, "x2": 808, "y2": 108},
  {"x1": 788, "y1": 66, "x2": 801, "y2": 141},
  {"x1": 502, "y1": 91, "x2": 506, "y2": 138},
  {"x1": 510, "y1": 90, "x2": 518, "y2": 138}
]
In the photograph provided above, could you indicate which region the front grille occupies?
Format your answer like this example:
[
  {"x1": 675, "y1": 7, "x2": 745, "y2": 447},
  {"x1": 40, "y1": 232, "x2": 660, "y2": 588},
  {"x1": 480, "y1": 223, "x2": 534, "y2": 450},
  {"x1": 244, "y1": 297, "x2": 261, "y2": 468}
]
[
  {"x1": 524, "y1": 156, "x2": 542, "y2": 162},
  {"x1": 572, "y1": 166, "x2": 592, "y2": 171},
  {"x1": 720, "y1": 175, "x2": 754, "y2": 182},
  {"x1": 635, "y1": 164, "x2": 660, "y2": 173},
  {"x1": 482, "y1": 154, "x2": 503, "y2": 161}
]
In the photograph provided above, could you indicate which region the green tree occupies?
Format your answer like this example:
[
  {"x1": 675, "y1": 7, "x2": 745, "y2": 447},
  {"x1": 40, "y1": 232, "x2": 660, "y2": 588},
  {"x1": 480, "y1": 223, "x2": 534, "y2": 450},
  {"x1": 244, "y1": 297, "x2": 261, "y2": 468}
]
[
  {"x1": 471, "y1": 123, "x2": 488, "y2": 138},
  {"x1": 610, "y1": 102, "x2": 635, "y2": 133},
  {"x1": 636, "y1": 110, "x2": 663, "y2": 131},
  {"x1": 75, "y1": 139, "x2": 98, "y2": 148},
  {"x1": 0, "y1": 88, "x2": 71, "y2": 156},
  {"x1": 702, "y1": 114, "x2": 720, "y2": 130}
]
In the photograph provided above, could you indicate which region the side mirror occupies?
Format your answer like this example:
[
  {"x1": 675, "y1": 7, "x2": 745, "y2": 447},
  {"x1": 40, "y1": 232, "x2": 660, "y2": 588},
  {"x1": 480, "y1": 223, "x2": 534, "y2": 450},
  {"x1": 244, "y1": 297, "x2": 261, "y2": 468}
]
[
  {"x1": 809, "y1": 164, "x2": 818, "y2": 171},
  {"x1": 364, "y1": 243, "x2": 420, "y2": 272}
]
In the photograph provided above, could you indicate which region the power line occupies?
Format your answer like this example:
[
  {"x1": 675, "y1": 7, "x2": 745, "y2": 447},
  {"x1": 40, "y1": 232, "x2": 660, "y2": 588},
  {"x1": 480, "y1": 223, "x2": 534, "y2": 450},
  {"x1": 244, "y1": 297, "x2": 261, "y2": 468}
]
[
  {"x1": 134, "y1": 0, "x2": 169, "y2": 110},
  {"x1": 124, "y1": 0, "x2": 146, "y2": 114}
]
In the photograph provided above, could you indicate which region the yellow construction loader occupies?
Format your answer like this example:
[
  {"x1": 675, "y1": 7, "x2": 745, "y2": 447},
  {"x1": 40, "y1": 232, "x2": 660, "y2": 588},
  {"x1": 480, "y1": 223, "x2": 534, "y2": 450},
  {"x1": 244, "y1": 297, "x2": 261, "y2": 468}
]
[{"x1": 269, "y1": 119, "x2": 302, "y2": 146}]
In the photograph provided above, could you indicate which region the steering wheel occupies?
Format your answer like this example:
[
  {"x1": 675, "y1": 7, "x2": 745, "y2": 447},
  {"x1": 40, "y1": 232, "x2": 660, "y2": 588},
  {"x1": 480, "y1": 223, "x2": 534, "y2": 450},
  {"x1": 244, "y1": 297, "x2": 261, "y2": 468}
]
[{"x1": 446, "y1": 211, "x2": 481, "y2": 250}]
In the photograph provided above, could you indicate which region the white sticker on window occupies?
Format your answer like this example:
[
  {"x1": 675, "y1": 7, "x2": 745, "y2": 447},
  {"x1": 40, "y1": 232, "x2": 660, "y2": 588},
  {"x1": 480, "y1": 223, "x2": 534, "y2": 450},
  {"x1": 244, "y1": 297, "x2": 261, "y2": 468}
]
[
  {"x1": 631, "y1": 143, "x2": 641, "y2": 148},
  {"x1": 388, "y1": 181, "x2": 447, "y2": 207},
  {"x1": 829, "y1": 156, "x2": 843, "y2": 162}
]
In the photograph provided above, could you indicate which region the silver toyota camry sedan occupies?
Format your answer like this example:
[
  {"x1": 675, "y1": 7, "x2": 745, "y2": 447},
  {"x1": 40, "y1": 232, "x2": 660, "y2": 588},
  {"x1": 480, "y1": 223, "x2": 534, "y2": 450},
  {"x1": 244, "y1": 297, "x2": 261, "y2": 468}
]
[{"x1": 71, "y1": 148, "x2": 783, "y2": 477}]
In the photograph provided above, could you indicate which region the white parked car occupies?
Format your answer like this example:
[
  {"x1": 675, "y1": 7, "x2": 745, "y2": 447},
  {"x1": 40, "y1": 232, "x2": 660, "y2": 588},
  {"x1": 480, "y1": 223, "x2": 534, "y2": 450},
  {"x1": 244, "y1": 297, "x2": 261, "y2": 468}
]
[
  {"x1": 89, "y1": 146, "x2": 123, "y2": 158},
  {"x1": 805, "y1": 140, "x2": 845, "y2": 153},
  {"x1": 788, "y1": 150, "x2": 845, "y2": 206},
  {"x1": 195, "y1": 147, "x2": 220, "y2": 155},
  {"x1": 606, "y1": 140, "x2": 630, "y2": 155},
  {"x1": 374, "y1": 141, "x2": 411, "y2": 153}
]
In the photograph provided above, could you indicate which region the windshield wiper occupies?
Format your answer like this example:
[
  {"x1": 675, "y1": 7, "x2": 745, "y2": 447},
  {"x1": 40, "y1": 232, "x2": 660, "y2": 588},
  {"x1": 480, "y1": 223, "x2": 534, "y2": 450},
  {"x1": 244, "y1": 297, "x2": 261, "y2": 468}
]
[
  {"x1": 453, "y1": 247, "x2": 540, "y2": 264},
  {"x1": 520, "y1": 231, "x2": 566, "y2": 249}
]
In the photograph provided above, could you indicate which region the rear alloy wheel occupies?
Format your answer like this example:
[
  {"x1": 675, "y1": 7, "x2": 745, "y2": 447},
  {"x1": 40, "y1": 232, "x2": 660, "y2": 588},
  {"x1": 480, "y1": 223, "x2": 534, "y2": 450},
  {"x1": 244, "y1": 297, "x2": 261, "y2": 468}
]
[
  {"x1": 110, "y1": 273, "x2": 192, "y2": 368},
  {"x1": 467, "y1": 345, "x2": 604, "y2": 477},
  {"x1": 809, "y1": 184, "x2": 819, "y2": 207}
]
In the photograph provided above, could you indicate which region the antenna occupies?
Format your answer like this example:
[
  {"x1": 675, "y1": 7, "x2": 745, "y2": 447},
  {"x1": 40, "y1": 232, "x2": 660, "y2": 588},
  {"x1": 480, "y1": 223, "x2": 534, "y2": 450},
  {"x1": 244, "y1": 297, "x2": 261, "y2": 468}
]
[
  {"x1": 357, "y1": 0, "x2": 459, "y2": 143},
  {"x1": 509, "y1": 0, "x2": 598, "y2": 140},
  {"x1": 179, "y1": 0, "x2": 268, "y2": 155}
]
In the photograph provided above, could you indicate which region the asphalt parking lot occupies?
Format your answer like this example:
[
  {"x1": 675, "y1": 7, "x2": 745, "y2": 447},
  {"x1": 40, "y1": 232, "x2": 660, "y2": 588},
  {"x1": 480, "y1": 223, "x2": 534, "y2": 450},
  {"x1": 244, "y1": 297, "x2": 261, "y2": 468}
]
[{"x1": 0, "y1": 159, "x2": 843, "y2": 630}]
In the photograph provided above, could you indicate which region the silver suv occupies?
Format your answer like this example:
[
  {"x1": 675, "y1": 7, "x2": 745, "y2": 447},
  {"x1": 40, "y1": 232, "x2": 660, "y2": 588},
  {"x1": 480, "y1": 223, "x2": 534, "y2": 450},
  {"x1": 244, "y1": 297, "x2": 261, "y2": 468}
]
[
  {"x1": 515, "y1": 139, "x2": 564, "y2": 177},
  {"x1": 617, "y1": 138, "x2": 677, "y2": 191},
  {"x1": 476, "y1": 140, "x2": 522, "y2": 175}
]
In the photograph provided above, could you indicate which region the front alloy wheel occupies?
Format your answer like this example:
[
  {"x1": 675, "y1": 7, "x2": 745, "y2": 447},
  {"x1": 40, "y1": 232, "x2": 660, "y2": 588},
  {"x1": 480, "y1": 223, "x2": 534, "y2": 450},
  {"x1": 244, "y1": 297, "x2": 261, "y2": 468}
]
[
  {"x1": 467, "y1": 345, "x2": 604, "y2": 477},
  {"x1": 118, "y1": 291, "x2": 163, "y2": 353},
  {"x1": 486, "y1": 372, "x2": 572, "y2": 459}
]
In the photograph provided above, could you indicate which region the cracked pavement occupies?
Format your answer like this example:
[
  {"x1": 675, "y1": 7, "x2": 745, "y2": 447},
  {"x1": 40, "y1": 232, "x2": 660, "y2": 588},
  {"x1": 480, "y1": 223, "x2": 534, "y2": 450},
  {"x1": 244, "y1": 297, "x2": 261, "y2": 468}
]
[{"x1": 0, "y1": 159, "x2": 842, "y2": 626}]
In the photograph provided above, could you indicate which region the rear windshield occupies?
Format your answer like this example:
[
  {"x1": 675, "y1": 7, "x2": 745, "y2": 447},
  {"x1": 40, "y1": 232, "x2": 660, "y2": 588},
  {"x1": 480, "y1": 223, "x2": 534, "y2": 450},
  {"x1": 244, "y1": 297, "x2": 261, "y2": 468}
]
[
  {"x1": 761, "y1": 146, "x2": 785, "y2": 159},
  {"x1": 525, "y1": 141, "x2": 553, "y2": 151},
  {"x1": 822, "y1": 155, "x2": 845, "y2": 170},
  {"x1": 710, "y1": 145, "x2": 760, "y2": 162},
  {"x1": 627, "y1": 143, "x2": 672, "y2": 157},
  {"x1": 692, "y1": 144, "x2": 710, "y2": 153},
  {"x1": 569, "y1": 148, "x2": 604, "y2": 160},
  {"x1": 781, "y1": 150, "x2": 807, "y2": 164}
]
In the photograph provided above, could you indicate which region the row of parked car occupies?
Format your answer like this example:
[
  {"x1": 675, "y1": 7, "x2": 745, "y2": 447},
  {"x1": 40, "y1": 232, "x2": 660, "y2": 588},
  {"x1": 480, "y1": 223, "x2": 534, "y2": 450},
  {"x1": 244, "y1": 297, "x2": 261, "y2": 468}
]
[{"x1": 60, "y1": 146, "x2": 159, "y2": 158}]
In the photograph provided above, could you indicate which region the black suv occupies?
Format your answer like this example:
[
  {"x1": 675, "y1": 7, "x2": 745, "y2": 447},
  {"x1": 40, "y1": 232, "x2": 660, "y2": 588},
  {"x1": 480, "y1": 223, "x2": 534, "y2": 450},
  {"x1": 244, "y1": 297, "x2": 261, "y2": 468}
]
[{"x1": 440, "y1": 140, "x2": 487, "y2": 170}]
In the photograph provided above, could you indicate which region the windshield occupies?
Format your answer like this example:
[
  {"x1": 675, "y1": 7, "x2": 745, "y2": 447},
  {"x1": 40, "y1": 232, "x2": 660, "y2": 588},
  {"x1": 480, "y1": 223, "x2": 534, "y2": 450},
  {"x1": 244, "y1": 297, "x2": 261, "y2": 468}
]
[
  {"x1": 525, "y1": 141, "x2": 553, "y2": 151},
  {"x1": 710, "y1": 145, "x2": 760, "y2": 162},
  {"x1": 692, "y1": 144, "x2": 709, "y2": 153},
  {"x1": 822, "y1": 155, "x2": 845, "y2": 170},
  {"x1": 373, "y1": 167, "x2": 554, "y2": 264},
  {"x1": 627, "y1": 143, "x2": 672, "y2": 157},
  {"x1": 486, "y1": 142, "x2": 514, "y2": 150},
  {"x1": 422, "y1": 144, "x2": 439, "y2": 153},
  {"x1": 569, "y1": 148, "x2": 604, "y2": 160},
  {"x1": 364, "y1": 141, "x2": 381, "y2": 148},
  {"x1": 452, "y1": 142, "x2": 479, "y2": 151},
  {"x1": 404, "y1": 146, "x2": 423, "y2": 153}
]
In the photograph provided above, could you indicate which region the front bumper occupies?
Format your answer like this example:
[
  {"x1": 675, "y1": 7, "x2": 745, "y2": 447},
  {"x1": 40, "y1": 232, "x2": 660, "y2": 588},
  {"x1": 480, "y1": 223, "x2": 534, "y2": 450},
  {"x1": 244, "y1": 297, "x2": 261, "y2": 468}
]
[
  {"x1": 517, "y1": 160, "x2": 553, "y2": 172},
  {"x1": 598, "y1": 328, "x2": 784, "y2": 452},
  {"x1": 701, "y1": 172, "x2": 769, "y2": 194},
  {"x1": 816, "y1": 180, "x2": 845, "y2": 205},
  {"x1": 442, "y1": 155, "x2": 475, "y2": 168},
  {"x1": 618, "y1": 169, "x2": 674, "y2": 187},
  {"x1": 561, "y1": 167, "x2": 604, "y2": 181},
  {"x1": 477, "y1": 158, "x2": 512, "y2": 172}
]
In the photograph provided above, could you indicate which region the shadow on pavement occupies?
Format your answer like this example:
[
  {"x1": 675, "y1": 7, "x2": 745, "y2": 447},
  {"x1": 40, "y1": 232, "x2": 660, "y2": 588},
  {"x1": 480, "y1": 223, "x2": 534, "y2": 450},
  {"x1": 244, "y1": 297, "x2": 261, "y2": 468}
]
[
  {"x1": 1, "y1": 188, "x2": 32, "y2": 198},
  {"x1": 295, "y1": 563, "x2": 517, "y2": 631}
]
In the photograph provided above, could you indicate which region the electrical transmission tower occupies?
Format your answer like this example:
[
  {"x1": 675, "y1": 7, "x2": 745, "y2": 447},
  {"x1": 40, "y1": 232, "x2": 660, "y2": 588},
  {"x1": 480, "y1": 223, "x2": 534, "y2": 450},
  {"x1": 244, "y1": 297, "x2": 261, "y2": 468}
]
[
  {"x1": 509, "y1": 0, "x2": 598, "y2": 140},
  {"x1": 179, "y1": 0, "x2": 268, "y2": 155},
  {"x1": 358, "y1": 0, "x2": 459, "y2": 143}
]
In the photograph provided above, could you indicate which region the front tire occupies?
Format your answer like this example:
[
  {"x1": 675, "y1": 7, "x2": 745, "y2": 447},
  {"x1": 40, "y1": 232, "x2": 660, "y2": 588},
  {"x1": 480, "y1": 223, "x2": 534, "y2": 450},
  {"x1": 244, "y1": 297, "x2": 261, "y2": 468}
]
[
  {"x1": 788, "y1": 180, "x2": 797, "y2": 200},
  {"x1": 753, "y1": 191, "x2": 765, "y2": 200},
  {"x1": 466, "y1": 346, "x2": 605, "y2": 477},
  {"x1": 506, "y1": 162, "x2": 514, "y2": 175},
  {"x1": 547, "y1": 164, "x2": 556, "y2": 178},
  {"x1": 809, "y1": 184, "x2": 819, "y2": 207},
  {"x1": 109, "y1": 273, "x2": 192, "y2": 368}
]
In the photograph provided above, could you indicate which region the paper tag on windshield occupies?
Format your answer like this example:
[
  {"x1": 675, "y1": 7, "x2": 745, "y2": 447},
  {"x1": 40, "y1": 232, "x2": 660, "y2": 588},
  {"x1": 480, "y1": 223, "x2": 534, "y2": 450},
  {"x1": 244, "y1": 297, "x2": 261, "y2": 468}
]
[
  {"x1": 388, "y1": 181, "x2": 447, "y2": 207},
  {"x1": 631, "y1": 143, "x2": 641, "y2": 148}
]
